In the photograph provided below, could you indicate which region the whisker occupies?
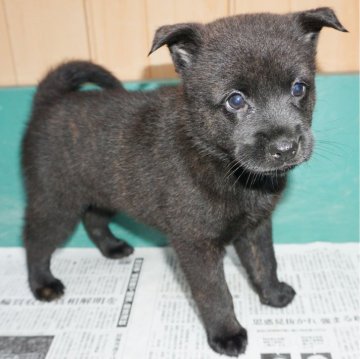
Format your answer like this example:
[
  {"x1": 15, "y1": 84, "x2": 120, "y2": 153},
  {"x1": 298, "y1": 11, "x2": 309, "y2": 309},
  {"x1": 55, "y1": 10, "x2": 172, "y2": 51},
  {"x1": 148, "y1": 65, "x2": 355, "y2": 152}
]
[
  {"x1": 244, "y1": 170, "x2": 252, "y2": 189},
  {"x1": 312, "y1": 151, "x2": 333, "y2": 163},
  {"x1": 315, "y1": 147, "x2": 342, "y2": 158},
  {"x1": 226, "y1": 163, "x2": 242, "y2": 183},
  {"x1": 316, "y1": 139, "x2": 348, "y2": 149},
  {"x1": 223, "y1": 160, "x2": 240, "y2": 181},
  {"x1": 231, "y1": 160, "x2": 252, "y2": 191}
]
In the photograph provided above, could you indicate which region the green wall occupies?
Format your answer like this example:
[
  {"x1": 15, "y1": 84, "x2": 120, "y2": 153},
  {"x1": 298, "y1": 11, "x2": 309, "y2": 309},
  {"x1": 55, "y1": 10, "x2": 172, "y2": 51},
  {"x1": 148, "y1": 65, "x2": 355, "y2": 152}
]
[{"x1": 0, "y1": 75, "x2": 358, "y2": 247}]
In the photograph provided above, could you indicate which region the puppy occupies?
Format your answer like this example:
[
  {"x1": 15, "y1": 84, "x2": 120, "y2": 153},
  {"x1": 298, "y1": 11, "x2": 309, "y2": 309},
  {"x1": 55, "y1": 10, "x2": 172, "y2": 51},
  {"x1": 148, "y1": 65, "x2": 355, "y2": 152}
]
[{"x1": 22, "y1": 8, "x2": 346, "y2": 356}]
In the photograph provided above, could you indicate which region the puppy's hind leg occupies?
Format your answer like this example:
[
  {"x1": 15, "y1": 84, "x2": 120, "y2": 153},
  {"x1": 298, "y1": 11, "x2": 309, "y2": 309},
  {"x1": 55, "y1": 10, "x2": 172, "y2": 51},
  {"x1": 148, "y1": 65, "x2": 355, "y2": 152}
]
[
  {"x1": 82, "y1": 207, "x2": 133, "y2": 259},
  {"x1": 24, "y1": 202, "x2": 80, "y2": 301}
]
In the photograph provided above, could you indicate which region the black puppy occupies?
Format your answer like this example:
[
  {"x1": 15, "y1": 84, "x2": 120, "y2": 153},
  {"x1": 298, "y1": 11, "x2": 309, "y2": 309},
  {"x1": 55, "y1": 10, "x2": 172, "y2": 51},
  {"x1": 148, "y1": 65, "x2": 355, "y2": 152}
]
[{"x1": 22, "y1": 8, "x2": 346, "y2": 356}]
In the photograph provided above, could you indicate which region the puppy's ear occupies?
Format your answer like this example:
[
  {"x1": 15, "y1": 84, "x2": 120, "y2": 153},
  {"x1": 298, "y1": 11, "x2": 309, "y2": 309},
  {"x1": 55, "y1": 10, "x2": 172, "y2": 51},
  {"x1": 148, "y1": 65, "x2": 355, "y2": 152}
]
[
  {"x1": 149, "y1": 23, "x2": 204, "y2": 73},
  {"x1": 296, "y1": 7, "x2": 348, "y2": 43}
]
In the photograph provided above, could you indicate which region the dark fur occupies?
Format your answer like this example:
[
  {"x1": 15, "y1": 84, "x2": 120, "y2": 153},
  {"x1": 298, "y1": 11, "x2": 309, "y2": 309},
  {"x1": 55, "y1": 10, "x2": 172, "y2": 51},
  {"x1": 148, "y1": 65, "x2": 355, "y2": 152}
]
[{"x1": 22, "y1": 8, "x2": 346, "y2": 356}]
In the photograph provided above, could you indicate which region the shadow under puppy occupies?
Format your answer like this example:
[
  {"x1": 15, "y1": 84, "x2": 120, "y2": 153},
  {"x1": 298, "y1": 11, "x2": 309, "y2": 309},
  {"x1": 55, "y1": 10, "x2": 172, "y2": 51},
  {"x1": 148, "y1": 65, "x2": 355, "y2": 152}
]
[{"x1": 22, "y1": 7, "x2": 346, "y2": 357}]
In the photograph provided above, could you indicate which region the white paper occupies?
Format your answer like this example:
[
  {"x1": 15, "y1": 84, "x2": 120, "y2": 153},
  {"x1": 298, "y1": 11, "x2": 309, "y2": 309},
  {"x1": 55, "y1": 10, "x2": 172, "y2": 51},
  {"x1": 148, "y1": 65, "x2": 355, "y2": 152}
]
[{"x1": 0, "y1": 243, "x2": 358, "y2": 359}]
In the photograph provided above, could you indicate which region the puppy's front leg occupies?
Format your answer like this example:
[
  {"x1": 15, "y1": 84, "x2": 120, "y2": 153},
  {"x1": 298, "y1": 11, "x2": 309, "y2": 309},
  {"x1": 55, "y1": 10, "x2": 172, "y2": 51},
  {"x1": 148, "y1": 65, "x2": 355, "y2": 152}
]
[
  {"x1": 172, "y1": 238, "x2": 247, "y2": 356},
  {"x1": 233, "y1": 219, "x2": 295, "y2": 308}
]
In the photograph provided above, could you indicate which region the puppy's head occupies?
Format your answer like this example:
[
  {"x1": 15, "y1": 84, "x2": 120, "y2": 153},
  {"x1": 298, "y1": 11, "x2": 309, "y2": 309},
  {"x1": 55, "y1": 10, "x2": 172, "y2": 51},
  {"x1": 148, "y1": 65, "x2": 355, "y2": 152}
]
[{"x1": 150, "y1": 8, "x2": 347, "y2": 175}]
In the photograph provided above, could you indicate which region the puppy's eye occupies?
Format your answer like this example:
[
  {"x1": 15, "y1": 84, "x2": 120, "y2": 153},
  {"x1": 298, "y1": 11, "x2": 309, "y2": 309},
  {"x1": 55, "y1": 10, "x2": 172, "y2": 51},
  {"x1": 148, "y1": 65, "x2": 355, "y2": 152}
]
[
  {"x1": 291, "y1": 82, "x2": 306, "y2": 97},
  {"x1": 226, "y1": 92, "x2": 246, "y2": 112}
]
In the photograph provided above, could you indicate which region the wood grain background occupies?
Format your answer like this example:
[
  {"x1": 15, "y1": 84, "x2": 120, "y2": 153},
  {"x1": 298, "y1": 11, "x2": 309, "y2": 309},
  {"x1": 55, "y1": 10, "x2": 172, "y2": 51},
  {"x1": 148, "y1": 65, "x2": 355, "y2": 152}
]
[{"x1": 0, "y1": 0, "x2": 358, "y2": 86}]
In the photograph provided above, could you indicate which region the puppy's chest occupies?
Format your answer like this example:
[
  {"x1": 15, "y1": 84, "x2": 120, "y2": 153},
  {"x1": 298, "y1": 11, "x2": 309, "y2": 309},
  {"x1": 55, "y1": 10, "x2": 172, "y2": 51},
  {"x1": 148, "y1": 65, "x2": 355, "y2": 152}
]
[
  {"x1": 221, "y1": 190, "x2": 281, "y2": 228},
  {"x1": 244, "y1": 189, "x2": 280, "y2": 214}
]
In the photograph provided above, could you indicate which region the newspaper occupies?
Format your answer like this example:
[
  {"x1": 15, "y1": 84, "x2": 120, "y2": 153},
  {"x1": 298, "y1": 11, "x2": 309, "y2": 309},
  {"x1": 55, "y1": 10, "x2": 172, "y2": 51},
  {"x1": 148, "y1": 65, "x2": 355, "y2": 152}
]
[{"x1": 0, "y1": 243, "x2": 358, "y2": 359}]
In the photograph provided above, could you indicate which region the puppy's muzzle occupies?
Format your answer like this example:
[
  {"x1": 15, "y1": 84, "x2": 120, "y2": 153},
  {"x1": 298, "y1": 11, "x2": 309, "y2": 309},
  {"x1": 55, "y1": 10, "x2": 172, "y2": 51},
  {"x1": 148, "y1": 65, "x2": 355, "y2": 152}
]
[{"x1": 268, "y1": 138, "x2": 299, "y2": 163}]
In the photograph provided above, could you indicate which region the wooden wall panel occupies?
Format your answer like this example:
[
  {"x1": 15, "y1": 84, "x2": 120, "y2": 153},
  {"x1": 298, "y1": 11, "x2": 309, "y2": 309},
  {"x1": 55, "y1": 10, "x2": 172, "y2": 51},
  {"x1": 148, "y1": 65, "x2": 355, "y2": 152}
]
[
  {"x1": 231, "y1": 0, "x2": 359, "y2": 73},
  {"x1": 85, "y1": 0, "x2": 150, "y2": 81},
  {"x1": 231, "y1": 0, "x2": 291, "y2": 14},
  {"x1": 0, "y1": 0, "x2": 358, "y2": 86},
  {"x1": 146, "y1": 0, "x2": 229, "y2": 79},
  {"x1": 291, "y1": 0, "x2": 359, "y2": 73},
  {"x1": 4, "y1": 0, "x2": 89, "y2": 85},
  {"x1": 0, "y1": 0, "x2": 16, "y2": 86}
]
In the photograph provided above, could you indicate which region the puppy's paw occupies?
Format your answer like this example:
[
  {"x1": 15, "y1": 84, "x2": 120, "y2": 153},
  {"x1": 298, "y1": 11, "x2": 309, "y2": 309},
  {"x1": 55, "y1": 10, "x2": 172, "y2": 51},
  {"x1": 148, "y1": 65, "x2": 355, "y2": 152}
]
[
  {"x1": 34, "y1": 278, "x2": 65, "y2": 302},
  {"x1": 103, "y1": 241, "x2": 134, "y2": 259},
  {"x1": 260, "y1": 281, "x2": 296, "y2": 308},
  {"x1": 208, "y1": 327, "x2": 247, "y2": 357}
]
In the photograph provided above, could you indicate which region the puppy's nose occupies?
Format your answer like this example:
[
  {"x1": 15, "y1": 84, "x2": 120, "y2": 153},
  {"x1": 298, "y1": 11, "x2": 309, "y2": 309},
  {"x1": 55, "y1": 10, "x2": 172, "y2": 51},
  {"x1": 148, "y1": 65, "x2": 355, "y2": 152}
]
[{"x1": 269, "y1": 139, "x2": 298, "y2": 162}]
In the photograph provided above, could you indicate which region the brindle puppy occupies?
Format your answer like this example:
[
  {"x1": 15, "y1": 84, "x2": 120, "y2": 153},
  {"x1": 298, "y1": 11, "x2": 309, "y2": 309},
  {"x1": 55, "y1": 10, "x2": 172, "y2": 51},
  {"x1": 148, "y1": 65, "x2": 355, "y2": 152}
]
[{"x1": 22, "y1": 8, "x2": 346, "y2": 356}]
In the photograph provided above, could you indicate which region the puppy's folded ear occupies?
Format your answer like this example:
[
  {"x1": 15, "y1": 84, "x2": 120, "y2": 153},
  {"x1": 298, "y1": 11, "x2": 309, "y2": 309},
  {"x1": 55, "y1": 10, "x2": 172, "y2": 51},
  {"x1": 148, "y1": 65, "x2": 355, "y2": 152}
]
[
  {"x1": 149, "y1": 23, "x2": 204, "y2": 74},
  {"x1": 296, "y1": 7, "x2": 348, "y2": 42}
]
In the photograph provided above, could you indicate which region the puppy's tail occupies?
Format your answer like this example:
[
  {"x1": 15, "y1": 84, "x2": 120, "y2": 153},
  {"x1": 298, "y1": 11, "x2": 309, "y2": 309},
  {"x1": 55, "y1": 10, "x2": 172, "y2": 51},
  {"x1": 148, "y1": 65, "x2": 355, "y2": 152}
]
[{"x1": 34, "y1": 60, "x2": 123, "y2": 108}]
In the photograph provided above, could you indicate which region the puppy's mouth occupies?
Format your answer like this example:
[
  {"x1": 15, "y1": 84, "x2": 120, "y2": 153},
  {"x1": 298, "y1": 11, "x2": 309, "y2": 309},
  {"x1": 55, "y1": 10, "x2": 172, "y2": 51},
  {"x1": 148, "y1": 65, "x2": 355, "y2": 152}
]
[
  {"x1": 229, "y1": 160, "x2": 303, "y2": 181},
  {"x1": 229, "y1": 161, "x2": 297, "y2": 181},
  {"x1": 252, "y1": 164, "x2": 296, "y2": 176}
]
